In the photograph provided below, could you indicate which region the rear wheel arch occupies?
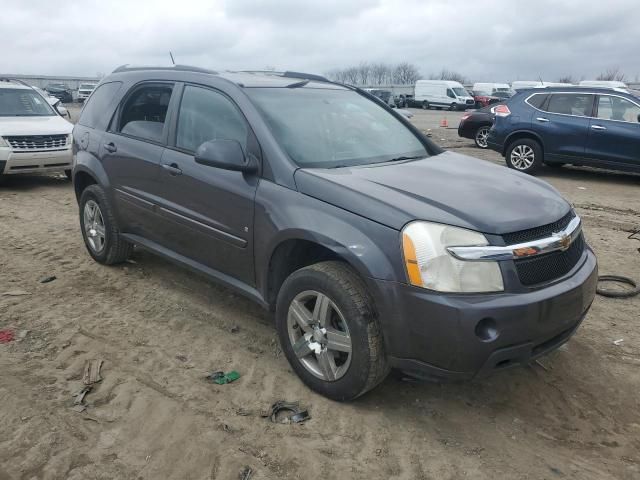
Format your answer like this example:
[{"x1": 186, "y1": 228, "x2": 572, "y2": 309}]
[
  {"x1": 503, "y1": 131, "x2": 544, "y2": 157},
  {"x1": 74, "y1": 170, "x2": 98, "y2": 202}
]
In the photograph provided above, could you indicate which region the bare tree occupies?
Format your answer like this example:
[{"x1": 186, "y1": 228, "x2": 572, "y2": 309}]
[
  {"x1": 393, "y1": 62, "x2": 421, "y2": 84},
  {"x1": 369, "y1": 63, "x2": 390, "y2": 85},
  {"x1": 342, "y1": 66, "x2": 360, "y2": 85},
  {"x1": 596, "y1": 67, "x2": 626, "y2": 82},
  {"x1": 356, "y1": 62, "x2": 371, "y2": 85},
  {"x1": 557, "y1": 75, "x2": 575, "y2": 84},
  {"x1": 429, "y1": 68, "x2": 467, "y2": 84}
]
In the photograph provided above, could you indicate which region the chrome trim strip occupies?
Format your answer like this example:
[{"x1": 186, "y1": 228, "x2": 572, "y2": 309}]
[{"x1": 448, "y1": 215, "x2": 582, "y2": 261}]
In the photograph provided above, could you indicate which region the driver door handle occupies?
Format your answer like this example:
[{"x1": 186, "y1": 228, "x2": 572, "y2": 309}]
[
  {"x1": 591, "y1": 125, "x2": 607, "y2": 131},
  {"x1": 162, "y1": 163, "x2": 182, "y2": 176},
  {"x1": 103, "y1": 142, "x2": 117, "y2": 153},
  {"x1": 535, "y1": 117, "x2": 550, "y2": 122}
]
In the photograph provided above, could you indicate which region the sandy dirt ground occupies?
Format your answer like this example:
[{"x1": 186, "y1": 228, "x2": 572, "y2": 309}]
[{"x1": 1, "y1": 107, "x2": 639, "y2": 480}]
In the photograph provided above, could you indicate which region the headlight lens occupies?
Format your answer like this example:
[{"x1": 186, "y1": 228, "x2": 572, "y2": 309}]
[{"x1": 402, "y1": 221, "x2": 504, "y2": 293}]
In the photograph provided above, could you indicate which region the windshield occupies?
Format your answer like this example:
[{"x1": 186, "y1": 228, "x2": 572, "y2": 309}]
[
  {"x1": 452, "y1": 87, "x2": 467, "y2": 97},
  {"x1": 0, "y1": 88, "x2": 55, "y2": 116},
  {"x1": 246, "y1": 87, "x2": 428, "y2": 168}
]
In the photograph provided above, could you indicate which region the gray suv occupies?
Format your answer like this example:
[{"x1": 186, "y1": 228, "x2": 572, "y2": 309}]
[{"x1": 72, "y1": 66, "x2": 597, "y2": 401}]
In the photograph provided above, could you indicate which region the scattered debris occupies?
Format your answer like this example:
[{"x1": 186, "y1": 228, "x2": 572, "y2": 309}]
[
  {"x1": 206, "y1": 370, "x2": 240, "y2": 385},
  {"x1": 0, "y1": 329, "x2": 15, "y2": 344},
  {"x1": 175, "y1": 354, "x2": 188, "y2": 362},
  {"x1": 596, "y1": 275, "x2": 640, "y2": 298},
  {"x1": 239, "y1": 466, "x2": 253, "y2": 480},
  {"x1": 1, "y1": 289, "x2": 31, "y2": 296},
  {"x1": 230, "y1": 325, "x2": 240, "y2": 334},
  {"x1": 235, "y1": 407, "x2": 252, "y2": 416},
  {"x1": 613, "y1": 339, "x2": 624, "y2": 346},
  {"x1": 39, "y1": 275, "x2": 57, "y2": 284},
  {"x1": 577, "y1": 186, "x2": 587, "y2": 190},
  {"x1": 261, "y1": 401, "x2": 310, "y2": 424},
  {"x1": 83, "y1": 359, "x2": 104, "y2": 385},
  {"x1": 72, "y1": 385, "x2": 92, "y2": 412},
  {"x1": 534, "y1": 359, "x2": 550, "y2": 371},
  {"x1": 126, "y1": 259, "x2": 138, "y2": 264}
]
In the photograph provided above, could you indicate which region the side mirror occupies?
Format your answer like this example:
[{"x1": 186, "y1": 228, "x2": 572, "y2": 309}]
[
  {"x1": 56, "y1": 105, "x2": 68, "y2": 117},
  {"x1": 195, "y1": 139, "x2": 257, "y2": 173}
]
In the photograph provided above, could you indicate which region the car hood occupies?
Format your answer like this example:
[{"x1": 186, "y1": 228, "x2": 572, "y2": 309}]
[
  {"x1": 294, "y1": 151, "x2": 570, "y2": 234},
  {"x1": 0, "y1": 115, "x2": 73, "y2": 136}
]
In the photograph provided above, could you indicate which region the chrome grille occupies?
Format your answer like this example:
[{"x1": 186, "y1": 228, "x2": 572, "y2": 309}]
[{"x1": 6, "y1": 134, "x2": 68, "y2": 151}]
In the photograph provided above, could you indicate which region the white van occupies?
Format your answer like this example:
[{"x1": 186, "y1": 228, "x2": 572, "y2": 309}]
[
  {"x1": 579, "y1": 80, "x2": 628, "y2": 89},
  {"x1": 414, "y1": 80, "x2": 474, "y2": 110},
  {"x1": 472, "y1": 82, "x2": 512, "y2": 95}
]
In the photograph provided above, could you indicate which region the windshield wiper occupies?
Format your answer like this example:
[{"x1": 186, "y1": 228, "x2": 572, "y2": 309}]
[{"x1": 383, "y1": 155, "x2": 426, "y2": 163}]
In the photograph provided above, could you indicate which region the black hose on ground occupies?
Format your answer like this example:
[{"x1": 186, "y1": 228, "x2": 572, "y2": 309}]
[{"x1": 596, "y1": 275, "x2": 640, "y2": 298}]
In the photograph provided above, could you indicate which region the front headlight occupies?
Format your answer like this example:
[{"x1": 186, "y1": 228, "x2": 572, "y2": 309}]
[
  {"x1": 402, "y1": 221, "x2": 504, "y2": 293},
  {"x1": 0, "y1": 137, "x2": 8, "y2": 148}
]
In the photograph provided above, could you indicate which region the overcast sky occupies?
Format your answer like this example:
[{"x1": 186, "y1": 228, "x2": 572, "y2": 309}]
[{"x1": 2, "y1": 0, "x2": 639, "y2": 83}]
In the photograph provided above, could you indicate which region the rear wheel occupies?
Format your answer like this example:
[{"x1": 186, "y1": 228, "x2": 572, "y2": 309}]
[
  {"x1": 505, "y1": 138, "x2": 543, "y2": 174},
  {"x1": 474, "y1": 126, "x2": 491, "y2": 148},
  {"x1": 276, "y1": 261, "x2": 389, "y2": 401},
  {"x1": 449, "y1": 103, "x2": 457, "y2": 111},
  {"x1": 79, "y1": 185, "x2": 133, "y2": 265},
  {"x1": 422, "y1": 101, "x2": 430, "y2": 110}
]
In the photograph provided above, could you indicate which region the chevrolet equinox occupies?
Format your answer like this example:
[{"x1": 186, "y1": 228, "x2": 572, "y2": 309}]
[{"x1": 72, "y1": 66, "x2": 598, "y2": 401}]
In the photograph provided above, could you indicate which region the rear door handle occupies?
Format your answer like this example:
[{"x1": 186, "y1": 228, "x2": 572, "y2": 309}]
[
  {"x1": 591, "y1": 125, "x2": 607, "y2": 131},
  {"x1": 162, "y1": 163, "x2": 182, "y2": 176},
  {"x1": 535, "y1": 117, "x2": 550, "y2": 122},
  {"x1": 103, "y1": 142, "x2": 117, "y2": 153}
]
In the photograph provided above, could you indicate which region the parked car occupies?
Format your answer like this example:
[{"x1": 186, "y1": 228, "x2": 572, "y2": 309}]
[
  {"x1": 414, "y1": 80, "x2": 475, "y2": 110},
  {"x1": 77, "y1": 83, "x2": 98, "y2": 103},
  {"x1": 44, "y1": 83, "x2": 74, "y2": 103},
  {"x1": 471, "y1": 90, "x2": 501, "y2": 109},
  {"x1": 488, "y1": 87, "x2": 640, "y2": 174},
  {"x1": 491, "y1": 90, "x2": 514, "y2": 101},
  {"x1": 0, "y1": 79, "x2": 73, "y2": 180},
  {"x1": 32, "y1": 86, "x2": 71, "y2": 118},
  {"x1": 458, "y1": 104, "x2": 500, "y2": 148},
  {"x1": 72, "y1": 66, "x2": 597, "y2": 401},
  {"x1": 367, "y1": 89, "x2": 396, "y2": 107}
]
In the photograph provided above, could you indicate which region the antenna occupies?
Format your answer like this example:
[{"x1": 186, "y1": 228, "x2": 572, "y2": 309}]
[
  {"x1": 169, "y1": 52, "x2": 175, "y2": 65},
  {"x1": 538, "y1": 75, "x2": 544, "y2": 86}
]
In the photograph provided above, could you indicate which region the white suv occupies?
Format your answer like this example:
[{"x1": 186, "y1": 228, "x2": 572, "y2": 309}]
[
  {"x1": 77, "y1": 83, "x2": 97, "y2": 103},
  {"x1": 0, "y1": 79, "x2": 73, "y2": 180}
]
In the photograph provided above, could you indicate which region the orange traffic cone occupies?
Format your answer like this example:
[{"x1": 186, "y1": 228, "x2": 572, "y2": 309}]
[{"x1": 440, "y1": 117, "x2": 448, "y2": 128}]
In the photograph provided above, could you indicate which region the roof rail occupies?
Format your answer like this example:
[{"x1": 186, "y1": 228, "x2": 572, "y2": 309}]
[
  {"x1": 235, "y1": 70, "x2": 330, "y2": 83},
  {"x1": 112, "y1": 64, "x2": 218, "y2": 75}
]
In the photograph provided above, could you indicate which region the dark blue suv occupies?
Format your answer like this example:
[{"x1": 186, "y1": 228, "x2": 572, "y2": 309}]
[{"x1": 487, "y1": 87, "x2": 640, "y2": 174}]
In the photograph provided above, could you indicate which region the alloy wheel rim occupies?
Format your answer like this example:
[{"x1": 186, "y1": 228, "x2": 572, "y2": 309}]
[
  {"x1": 510, "y1": 145, "x2": 535, "y2": 170},
  {"x1": 476, "y1": 127, "x2": 490, "y2": 147},
  {"x1": 83, "y1": 200, "x2": 106, "y2": 253},
  {"x1": 287, "y1": 290, "x2": 352, "y2": 381}
]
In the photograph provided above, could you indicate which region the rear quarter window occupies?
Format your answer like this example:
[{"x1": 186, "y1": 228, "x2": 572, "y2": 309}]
[
  {"x1": 78, "y1": 81, "x2": 123, "y2": 130},
  {"x1": 526, "y1": 93, "x2": 548, "y2": 110}
]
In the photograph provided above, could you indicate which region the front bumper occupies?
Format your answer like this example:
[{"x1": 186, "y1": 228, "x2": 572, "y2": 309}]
[
  {"x1": 0, "y1": 147, "x2": 72, "y2": 175},
  {"x1": 370, "y1": 247, "x2": 598, "y2": 381}
]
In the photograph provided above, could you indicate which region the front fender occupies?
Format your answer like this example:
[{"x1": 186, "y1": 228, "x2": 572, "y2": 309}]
[{"x1": 254, "y1": 180, "x2": 406, "y2": 298}]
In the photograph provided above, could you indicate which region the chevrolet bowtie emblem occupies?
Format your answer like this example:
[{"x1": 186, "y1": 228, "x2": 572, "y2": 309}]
[{"x1": 557, "y1": 233, "x2": 572, "y2": 251}]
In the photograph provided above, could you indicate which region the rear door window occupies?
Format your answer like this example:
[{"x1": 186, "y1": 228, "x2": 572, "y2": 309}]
[
  {"x1": 78, "y1": 81, "x2": 123, "y2": 129},
  {"x1": 546, "y1": 94, "x2": 594, "y2": 117},
  {"x1": 117, "y1": 84, "x2": 174, "y2": 144},
  {"x1": 596, "y1": 95, "x2": 640, "y2": 123}
]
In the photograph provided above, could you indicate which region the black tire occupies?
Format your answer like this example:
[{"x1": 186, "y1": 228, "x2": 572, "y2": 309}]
[
  {"x1": 505, "y1": 138, "x2": 543, "y2": 174},
  {"x1": 422, "y1": 101, "x2": 429, "y2": 110},
  {"x1": 474, "y1": 126, "x2": 491, "y2": 149},
  {"x1": 449, "y1": 103, "x2": 456, "y2": 111},
  {"x1": 276, "y1": 261, "x2": 389, "y2": 401},
  {"x1": 79, "y1": 184, "x2": 132, "y2": 265},
  {"x1": 64, "y1": 169, "x2": 72, "y2": 180}
]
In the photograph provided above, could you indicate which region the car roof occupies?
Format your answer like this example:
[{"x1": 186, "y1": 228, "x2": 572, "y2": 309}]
[
  {"x1": 108, "y1": 65, "x2": 349, "y2": 90},
  {"x1": 0, "y1": 79, "x2": 32, "y2": 90}
]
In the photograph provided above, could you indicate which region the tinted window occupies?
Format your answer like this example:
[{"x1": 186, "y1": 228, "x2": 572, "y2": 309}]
[
  {"x1": 546, "y1": 94, "x2": 593, "y2": 116},
  {"x1": 596, "y1": 95, "x2": 640, "y2": 123},
  {"x1": 78, "y1": 82, "x2": 122, "y2": 129},
  {"x1": 527, "y1": 93, "x2": 548, "y2": 109},
  {"x1": 247, "y1": 87, "x2": 428, "y2": 168},
  {"x1": 118, "y1": 84, "x2": 173, "y2": 143},
  {"x1": 176, "y1": 85, "x2": 248, "y2": 153}
]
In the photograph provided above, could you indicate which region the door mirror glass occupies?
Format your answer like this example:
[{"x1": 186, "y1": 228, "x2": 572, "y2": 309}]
[
  {"x1": 56, "y1": 104, "x2": 68, "y2": 117},
  {"x1": 195, "y1": 139, "x2": 257, "y2": 173}
]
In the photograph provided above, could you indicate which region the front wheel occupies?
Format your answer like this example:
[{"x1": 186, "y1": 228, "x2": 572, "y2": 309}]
[
  {"x1": 79, "y1": 185, "x2": 133, "y2": 264},
  {"x1": 276, "y1": 261, "x2": 389, "y2": 401},
  {"x1": 474, "y1": 126, "x2": 491, "y2": 149},
  {"x1": 505, "y1": 139, "x2": 543, "y2": 174},
  {"x1": 422, "y1": 101, "x2": 429, "y2": 110},
  {"x1": 449, "y1": 103, "x2": 457, "y2": 111}
]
